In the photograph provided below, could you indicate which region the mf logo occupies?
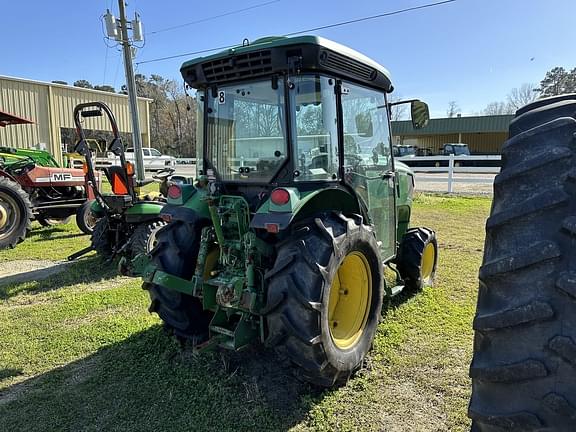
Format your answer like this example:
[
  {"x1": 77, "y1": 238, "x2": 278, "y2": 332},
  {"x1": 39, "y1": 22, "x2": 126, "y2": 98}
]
[{"x1": 51, "y1": 172, "x2": 72, "y2": 182}]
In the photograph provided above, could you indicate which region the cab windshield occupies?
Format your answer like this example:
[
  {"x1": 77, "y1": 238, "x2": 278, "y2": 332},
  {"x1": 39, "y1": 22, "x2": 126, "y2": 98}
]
[{"x1": 205, "y1": 78, "x2": 287, "y2": 182}]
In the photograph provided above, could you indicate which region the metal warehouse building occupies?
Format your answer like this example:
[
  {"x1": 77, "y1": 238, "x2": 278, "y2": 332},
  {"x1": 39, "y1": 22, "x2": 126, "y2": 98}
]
[
  {"x1": 391, "y1": 114, "x2": 513, "y2": 155},
  {"x1": 0, "y1": 75, "x2": 151, "y2": 164}
]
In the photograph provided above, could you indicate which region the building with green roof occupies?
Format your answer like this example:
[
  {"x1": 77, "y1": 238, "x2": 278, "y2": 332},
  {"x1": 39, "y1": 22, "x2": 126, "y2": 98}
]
[{"x1": 391, "y1": 114, "x2": 513, "y2": 155}]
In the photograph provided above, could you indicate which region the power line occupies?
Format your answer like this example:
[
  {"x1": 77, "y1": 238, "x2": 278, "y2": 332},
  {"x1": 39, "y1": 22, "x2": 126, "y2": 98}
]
[
  {"x1": 136, "y1": 0, "x2": 456, "y2": 65},
  {"x1": 147, "y1": 0, "x2": 281, "y2": 35},
  {"x1": 137, "y1": 43, "x2": 238, "y2": 65},
  {"x1": 284, "y1": 0, "x2": 455, "y2": 36}
]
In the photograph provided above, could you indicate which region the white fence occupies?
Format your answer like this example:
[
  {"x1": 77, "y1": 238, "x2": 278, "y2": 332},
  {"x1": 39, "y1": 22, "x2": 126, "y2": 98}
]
[
  {"x1": 94, "y1": 154, "x2": 500, "y2": 193},
  {"x1": 397, "y1": 155, "x2": 501, "y2": 193}
]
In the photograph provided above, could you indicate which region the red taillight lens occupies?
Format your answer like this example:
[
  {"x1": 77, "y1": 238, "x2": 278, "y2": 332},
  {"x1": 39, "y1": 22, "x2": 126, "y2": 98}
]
[
  {"x1": 270, "y1": 188, "x2": 290, "y2": 205},
  {"x1": 125, "y1": 161, "x2": 135, "y2": 176},
  {"x1": 167, "y1": 184, "x2": 182, "y2": 199}
]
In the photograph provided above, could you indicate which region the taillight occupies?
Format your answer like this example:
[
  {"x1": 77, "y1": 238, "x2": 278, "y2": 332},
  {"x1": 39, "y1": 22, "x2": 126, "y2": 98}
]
[
  {"x1": 82, "y1": 162, "x2": 89, "y2": 174},
  {"x1": 125, "y1": 161, "x2": 135, "y2": 176},
  {"x1": 167, "y1": 184, "x2": 182, "y2": 199},
  {"x1": 270, "y1": 188, "x2": 290, "y2": 205}
]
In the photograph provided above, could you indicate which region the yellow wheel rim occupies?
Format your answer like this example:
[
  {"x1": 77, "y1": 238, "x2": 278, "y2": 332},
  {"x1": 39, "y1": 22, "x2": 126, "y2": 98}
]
[
  {"x1": 421, "y1": 242, "x2": 436, "y2": 283},
  {"x1": 328, "y1": 251, "x2": 372, "y2": 350},
  {"x1": 0, "y1": 204, "x2": 7, "y2": 230}
]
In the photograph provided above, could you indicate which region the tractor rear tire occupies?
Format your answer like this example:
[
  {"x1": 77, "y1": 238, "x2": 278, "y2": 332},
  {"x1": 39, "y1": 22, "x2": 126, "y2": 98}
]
[
  {"x1": 469, "y1": 95, "x2": 576, "y2": 431},
  {"x1": 76, "y1": 200, "x2": 100, "y2": 235},
  {"x1": 0, "y1": 177, "x2": 33, "y2": 250},
  {"x1": 265, "y1": 213, "x2": 383, "y2": 387},
  {"x1": 129, "y1": 220, "x2": 166, "y2": 257},
  {"x1": 144, "y1": 220, "x2": 213, "y2": 340},
  {"x1": 91, "y1": 218, "x2": 113, "y2": 258},
  {"x1": 396, "y1": 227, "x2": 438, "y2": 291}
]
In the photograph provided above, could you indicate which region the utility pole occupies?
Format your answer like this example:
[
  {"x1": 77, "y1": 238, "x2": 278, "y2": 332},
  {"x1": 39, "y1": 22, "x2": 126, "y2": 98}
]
[{"x1": 117, "y1": 0, "x2": 145, "y2": 181}]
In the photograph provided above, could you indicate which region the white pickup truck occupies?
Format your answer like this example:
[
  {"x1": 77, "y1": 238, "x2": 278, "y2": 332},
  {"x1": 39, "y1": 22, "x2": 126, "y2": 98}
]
[
  {"x1": 93, "y1": 147, "x2": 176, "y2": 171},
  {"x1": 125, "y1": 147, "x2": 176, "y2": 171}
]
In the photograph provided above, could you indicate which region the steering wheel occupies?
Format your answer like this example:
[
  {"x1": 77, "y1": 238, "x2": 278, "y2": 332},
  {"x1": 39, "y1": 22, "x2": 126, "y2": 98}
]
[{"x1": 152, "y1": 167, "x2": 175, "y2": 180}]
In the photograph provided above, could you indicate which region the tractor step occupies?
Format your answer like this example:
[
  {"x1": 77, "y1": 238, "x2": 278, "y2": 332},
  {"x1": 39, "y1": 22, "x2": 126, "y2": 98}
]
[
  {"x1": 205, "y1": 309, "x2": 259, "y2": 351},
  {"x1": 209, "y1": 325, "x2": 235, "y2": 337}
]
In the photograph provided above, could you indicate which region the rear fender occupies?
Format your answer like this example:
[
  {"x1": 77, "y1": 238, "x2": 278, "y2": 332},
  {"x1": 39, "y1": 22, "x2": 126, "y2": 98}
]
[
  {"x1": 251, "y1": 188, "x2": 361, "y2": 231},
  {"x1": 162, "y1": 186, "x2": 211, "y2": 222},
  {"x1": 124, "y1": 201, "x2": 164, "y2": 220}
]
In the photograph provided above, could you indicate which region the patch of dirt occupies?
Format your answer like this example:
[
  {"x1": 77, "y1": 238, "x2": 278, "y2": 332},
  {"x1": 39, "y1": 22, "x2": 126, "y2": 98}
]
[
  {"x1": 0, "y1": 260, "x2": 72, "y2": 287},
  {"x1": 180, "y1": 345, "x2": 313, "y2": 416}
]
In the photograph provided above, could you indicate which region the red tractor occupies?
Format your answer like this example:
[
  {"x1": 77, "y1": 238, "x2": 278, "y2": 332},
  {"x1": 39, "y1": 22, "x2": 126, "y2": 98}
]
[{"x1": 0, "y1": 110, "x2": 100, "y2": 250}]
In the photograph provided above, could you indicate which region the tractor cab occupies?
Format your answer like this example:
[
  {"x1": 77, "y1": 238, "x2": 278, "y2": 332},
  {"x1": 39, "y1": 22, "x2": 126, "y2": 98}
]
[{"x1": 179, "y1": 35, "x2": 429, "y2": 258}]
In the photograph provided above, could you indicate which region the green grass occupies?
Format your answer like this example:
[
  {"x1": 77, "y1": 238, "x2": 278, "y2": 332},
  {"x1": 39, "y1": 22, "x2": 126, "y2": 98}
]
[{"x1": 0, "y1": 193, "x2": 492, "y2": 431}]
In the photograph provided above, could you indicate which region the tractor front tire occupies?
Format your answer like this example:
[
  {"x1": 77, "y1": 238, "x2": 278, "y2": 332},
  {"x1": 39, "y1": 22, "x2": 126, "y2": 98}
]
[
  {"x1": 396, "y1": 227, "x2": 438, "y2": 291},
  {"x1": 469, "y1": 95, "x2": 576, "y2": 431},
  {"x1": 76, "y1": 200, "x2": 100, "y2": 235},
  {"x1": 265, "y1": 213, "x2": 383, "y2": 387},
  {"x1": 0, "y1": 177, "x2": 33, "y2": 250},
  {"x1": 144, "y1": 220, "x2": 213, "y2": 340},
  {"x1": 91, "y1": 218, "x2": 113, "y2": 258}
]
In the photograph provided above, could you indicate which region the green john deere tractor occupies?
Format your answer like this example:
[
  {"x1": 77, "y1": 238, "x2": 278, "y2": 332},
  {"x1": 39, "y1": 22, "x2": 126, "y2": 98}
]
[
  {"x1": 140, "y1": 35, "x2": 438, "y2": 386},
  {"x1": 71, "y1": 102, "x2": 171, "y2": 273}
]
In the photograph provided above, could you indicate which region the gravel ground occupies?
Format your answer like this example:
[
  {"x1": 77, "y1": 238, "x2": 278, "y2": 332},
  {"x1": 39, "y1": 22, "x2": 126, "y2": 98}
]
[
  {"x1": 0, "y1": 260, "x2": 71, "y2": 286},
  {"x1": 415, "y1": 173, "x2": 496, "y2": 195}
]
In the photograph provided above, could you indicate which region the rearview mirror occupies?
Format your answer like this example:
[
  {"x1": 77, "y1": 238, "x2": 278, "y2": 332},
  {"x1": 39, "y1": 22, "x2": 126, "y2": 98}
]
[
  {"x1": 411, "y1": 101, "x2": 429, "y2": 129},
  {"x1": 355, "y1": 113, "x2": 373, "y2": 137}
]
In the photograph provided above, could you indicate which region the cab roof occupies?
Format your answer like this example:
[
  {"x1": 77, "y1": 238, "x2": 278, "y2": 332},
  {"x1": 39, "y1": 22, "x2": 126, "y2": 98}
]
[{"x1": 180, "y1": 35, "x2": 393, "y2": 92}]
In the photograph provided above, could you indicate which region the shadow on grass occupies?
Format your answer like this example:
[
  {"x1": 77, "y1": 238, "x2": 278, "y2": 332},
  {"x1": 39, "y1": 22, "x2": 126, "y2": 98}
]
[
  {"x1": 27, "y1": 226, "x2": 68, "y2": 238},
  {"x1": 0, "y1": 325, "x2": 321, "y2": 432},
  {"x1": 34, "y1": 233, "x2": 86, "y2": 242},
  {"x1": 0, "y1": 256, "x2": 119, "y2": 300},
  {"x1": 0, "y1": 369, "x2": 23, "y2": 381}
]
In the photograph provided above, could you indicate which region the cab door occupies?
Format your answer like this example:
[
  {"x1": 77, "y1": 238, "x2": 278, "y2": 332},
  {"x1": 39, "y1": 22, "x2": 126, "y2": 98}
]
[{"x1": 340, "y1": 82, "x2": 396, "y2": 261}]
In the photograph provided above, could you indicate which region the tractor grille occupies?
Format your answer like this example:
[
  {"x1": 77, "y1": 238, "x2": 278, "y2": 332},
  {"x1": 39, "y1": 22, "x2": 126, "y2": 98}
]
[
  {"x1": 202, "y1": 50, "x2": 273, "y2": 83},
  {"x1": 319, "y1": 50, "x2": 377, "y2": 82}
]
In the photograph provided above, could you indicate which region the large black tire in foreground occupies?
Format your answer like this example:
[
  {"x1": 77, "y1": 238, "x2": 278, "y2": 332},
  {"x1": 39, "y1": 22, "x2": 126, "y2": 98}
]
[
  {"x1": 469, "y1": 95, "x2": 576, "y2": 431},
  {"x1": 0, "y1": 177, "x2": 33, "y2": 250},
  {"x1": 396, "y1": 227, "x2": 438, "y2": 291},
  {"x1": 265, "y1": 213, "x2": 383, "y2": 387},
  {"x1": 144, "y1": 220, "x2": 213, "y2": 340}
]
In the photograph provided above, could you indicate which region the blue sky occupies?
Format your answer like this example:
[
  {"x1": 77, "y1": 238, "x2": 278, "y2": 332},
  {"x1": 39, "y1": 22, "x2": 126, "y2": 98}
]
[{"x1": 1, "y1": 0, "x2": 575, "y2": 117}]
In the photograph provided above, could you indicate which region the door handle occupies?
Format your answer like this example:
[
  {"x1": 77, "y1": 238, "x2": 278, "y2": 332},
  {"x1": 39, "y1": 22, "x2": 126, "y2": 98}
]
[{"x1": 382, "y1": 171, "x2": 395, "y2": 180}]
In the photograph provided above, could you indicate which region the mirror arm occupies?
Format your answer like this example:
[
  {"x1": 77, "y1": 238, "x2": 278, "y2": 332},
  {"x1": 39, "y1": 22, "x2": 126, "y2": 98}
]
[{"x1": 385, "y1": 99, "x2": 421, "y2": 108}]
